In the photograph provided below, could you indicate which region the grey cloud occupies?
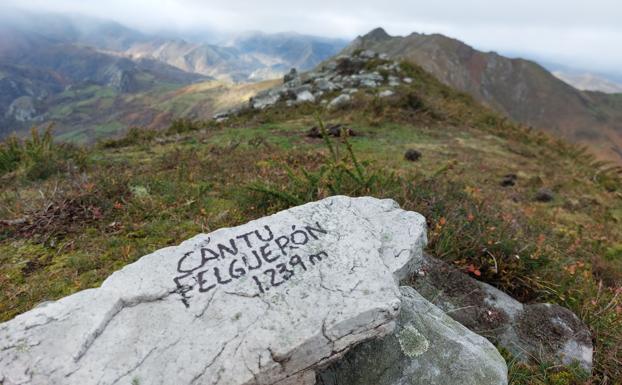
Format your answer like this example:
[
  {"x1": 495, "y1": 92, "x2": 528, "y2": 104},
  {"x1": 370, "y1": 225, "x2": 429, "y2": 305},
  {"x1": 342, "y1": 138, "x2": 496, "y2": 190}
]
[{"x1": 4, "y1": 0, "x2": 622, "y2": 75}]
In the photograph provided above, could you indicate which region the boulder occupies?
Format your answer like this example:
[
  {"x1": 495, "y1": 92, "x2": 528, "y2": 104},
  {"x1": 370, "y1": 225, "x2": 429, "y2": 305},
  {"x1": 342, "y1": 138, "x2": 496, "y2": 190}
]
[
  {"x1": 358, "y1": 73, "x2": 384, "y2": 88},
  {"x1": 410, "y1": 254, "x2": 593, "y2": 370},
  {"x1": 0, "y1": 196, "x2": 428, "y2": 385},
  {"x1": 358, "y1": 50, "x2": 377, "y2": 59},
  {"x1": 388, "y1": 76, "x2": 401, "y2": 87},
  {"x1": 250, "y1": 90, "x2": 281, "y2": 110},
  {"x1": 317, "y1": 287, "x2": 508, "y2": 385},
  {"x1": 213, "y1": 112, "x2": 230, "y2": 122},
  {"x1": 296, "y1": 90, "x2": 316, "y2": 103},
  {"x1": 327, "y1": 94, "x2": 352, "y2": 111},
  {"x1": 284, "y1": 68, "x2": 299, "y2": 84},
  {"x1": 314, "y1": 78, "x2": 339, "y2": 92}
]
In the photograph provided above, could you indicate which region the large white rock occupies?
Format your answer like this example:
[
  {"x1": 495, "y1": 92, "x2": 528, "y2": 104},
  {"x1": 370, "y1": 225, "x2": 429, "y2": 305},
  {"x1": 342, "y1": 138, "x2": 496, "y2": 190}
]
[{"x1": 0, "y1": 196, "x2": 427, "y2": 385}]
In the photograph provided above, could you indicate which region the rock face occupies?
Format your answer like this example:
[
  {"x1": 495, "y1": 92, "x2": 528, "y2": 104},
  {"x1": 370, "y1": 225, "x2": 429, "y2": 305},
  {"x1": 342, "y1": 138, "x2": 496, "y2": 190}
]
[
  {"x1": 0, "y1": 196, "x2": 428, "y2": 385},
  {"x1": 317, "y1": 287, "x2": 508, "y2": 385},
  {"x1": 411, "y1": 254, "x2": 593, "y2": 370}
]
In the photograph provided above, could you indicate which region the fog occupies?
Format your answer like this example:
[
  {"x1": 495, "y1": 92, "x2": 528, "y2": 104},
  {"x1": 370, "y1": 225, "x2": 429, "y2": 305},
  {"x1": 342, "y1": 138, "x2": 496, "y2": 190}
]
[{"x1": 4, "y1": 0, "x2": 622, "y2": 76}]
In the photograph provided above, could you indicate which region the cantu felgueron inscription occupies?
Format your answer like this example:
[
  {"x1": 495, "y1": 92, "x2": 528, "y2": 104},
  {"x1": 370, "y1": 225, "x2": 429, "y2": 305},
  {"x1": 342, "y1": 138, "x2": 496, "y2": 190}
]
[
  {"x1": 174, "y1": 222, "x2": 330, "y2": 306},
  {"x1": 0, "y1": 196, "x2": 427, "y2": 385}
]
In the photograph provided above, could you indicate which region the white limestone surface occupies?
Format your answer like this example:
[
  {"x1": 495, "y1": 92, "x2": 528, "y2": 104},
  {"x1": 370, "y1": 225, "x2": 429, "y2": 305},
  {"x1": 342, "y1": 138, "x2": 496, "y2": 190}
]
[{"x1": 0, "y1": 196, "x2": 427, "y2": 385}]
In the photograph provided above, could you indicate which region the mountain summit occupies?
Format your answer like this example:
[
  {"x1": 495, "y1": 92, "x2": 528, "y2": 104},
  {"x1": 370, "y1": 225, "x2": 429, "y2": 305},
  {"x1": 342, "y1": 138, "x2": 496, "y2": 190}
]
[{"x1": 362, "y1": 27, "x2": 392, "y2": 42}]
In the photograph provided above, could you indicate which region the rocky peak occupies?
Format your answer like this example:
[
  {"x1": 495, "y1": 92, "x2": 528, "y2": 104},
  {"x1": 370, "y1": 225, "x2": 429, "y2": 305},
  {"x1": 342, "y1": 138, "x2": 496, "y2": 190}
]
[{"x1": 363, "y1": 27, "x2": 392, "y2": 42}]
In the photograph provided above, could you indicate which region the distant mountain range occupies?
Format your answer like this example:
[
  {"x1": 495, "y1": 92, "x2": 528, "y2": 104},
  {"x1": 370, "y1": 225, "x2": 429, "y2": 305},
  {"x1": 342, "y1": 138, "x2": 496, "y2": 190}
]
[
  {"x1": 344, "y1": 28, "x2": 622, "y2": 163},
  {"x1": 552, "y1": 71, "x2": 622, "y2": 94},
  {"x1": 0, "y1": 9, "x2": 346, "y2": 140}
]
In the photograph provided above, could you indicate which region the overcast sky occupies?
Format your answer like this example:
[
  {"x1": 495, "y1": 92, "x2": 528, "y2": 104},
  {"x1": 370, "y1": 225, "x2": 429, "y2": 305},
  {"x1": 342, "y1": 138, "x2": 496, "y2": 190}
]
[{"x1": 6, "y1": 0, "x2": 622, "y2": 77}]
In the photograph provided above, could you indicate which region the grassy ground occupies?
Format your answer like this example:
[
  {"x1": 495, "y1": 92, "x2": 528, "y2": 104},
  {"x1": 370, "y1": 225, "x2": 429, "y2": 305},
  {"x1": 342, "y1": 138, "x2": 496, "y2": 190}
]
[{"x1": 1, "y1": 61, "x2": 621, "y2": 384}]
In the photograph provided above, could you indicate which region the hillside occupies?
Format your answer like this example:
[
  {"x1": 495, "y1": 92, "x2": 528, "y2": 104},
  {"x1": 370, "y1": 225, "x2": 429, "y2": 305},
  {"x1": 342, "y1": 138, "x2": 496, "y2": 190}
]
[
  {"x1": 48, "y1": 79, "x2": 277, "y2": 143},
  {"x1": 1, "y1": 52, "x2": 621, "y2": 384},
  {"x1": 0, "y1": 21, "x2": 208, "y2": 139},
  {"x1": 343, "y1": 28, "x2": 622, "y2": 164}
]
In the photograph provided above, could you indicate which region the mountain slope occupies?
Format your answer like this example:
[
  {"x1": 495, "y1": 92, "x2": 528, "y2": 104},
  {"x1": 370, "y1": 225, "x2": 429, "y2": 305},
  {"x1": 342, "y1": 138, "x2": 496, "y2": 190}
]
[
  {"x1": 344, "y1": 28, "x2": 622, "y2": 163},
  {"x1": 1, "y1": 51, "x2": 620, "y2": 384},
  {"x1": 0, "y1": 26, "x2": 207, "y2": 139}
]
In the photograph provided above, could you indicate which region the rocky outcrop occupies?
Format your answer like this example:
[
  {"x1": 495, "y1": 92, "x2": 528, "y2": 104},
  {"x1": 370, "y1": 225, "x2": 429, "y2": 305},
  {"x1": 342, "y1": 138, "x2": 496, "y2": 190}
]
[
  {"x1": 410, "y1": 254, "x2": 593, "y2": 370},
  {"x1": 242, "y1": 50, "x2": 407, "y2": 114},
  {"x1": 317, "y1": 286, "x2": 508, "y2": 385},
  {"x1": 0, "y1": 196, "x2": 432, "y2": 385},
  {"x1": 5, "y1": 96, "x2": 38, "y2": 122}
]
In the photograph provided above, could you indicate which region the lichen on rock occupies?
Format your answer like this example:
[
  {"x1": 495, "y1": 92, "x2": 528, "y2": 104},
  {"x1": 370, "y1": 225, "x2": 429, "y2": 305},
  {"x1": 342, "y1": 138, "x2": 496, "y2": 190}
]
[{"x1": 398, "y1": 324, "x2": 429, "y2": 357}]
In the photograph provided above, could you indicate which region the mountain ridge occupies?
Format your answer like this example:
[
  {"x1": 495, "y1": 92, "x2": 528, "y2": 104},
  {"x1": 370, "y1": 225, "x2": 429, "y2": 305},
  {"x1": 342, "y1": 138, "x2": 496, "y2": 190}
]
[{"x1": 344, "y1": 28, "x2": 622, "y2": 163}]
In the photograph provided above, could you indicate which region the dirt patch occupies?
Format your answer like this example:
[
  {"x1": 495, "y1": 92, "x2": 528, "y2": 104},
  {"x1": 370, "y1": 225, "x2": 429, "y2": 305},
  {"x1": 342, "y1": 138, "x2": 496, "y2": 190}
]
[{"x1": 409, "y1": 254, "x2": 510, "y2": 333}]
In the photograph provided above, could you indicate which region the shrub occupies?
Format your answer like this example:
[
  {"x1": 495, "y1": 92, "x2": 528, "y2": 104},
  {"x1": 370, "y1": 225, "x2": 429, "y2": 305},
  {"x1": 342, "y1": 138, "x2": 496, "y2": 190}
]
[
  {"x1": 0, "y1": 126, "x2": 87, "y2": 180},
  {"x1": 166, "y1": 118, "x2": 205, "y2": 135},
  {"x1": 0, "y1": 135, "x2": 22, "y2": 174},
  {"x1": 99, "y1": 127, "x2": 157, "y2": 149}
]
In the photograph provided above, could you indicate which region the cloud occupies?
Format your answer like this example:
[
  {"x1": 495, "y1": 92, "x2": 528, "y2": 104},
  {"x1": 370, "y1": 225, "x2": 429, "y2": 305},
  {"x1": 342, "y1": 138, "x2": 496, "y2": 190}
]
[{"x1": 4, "y1": 0, "x2": 622, "y2": 75}]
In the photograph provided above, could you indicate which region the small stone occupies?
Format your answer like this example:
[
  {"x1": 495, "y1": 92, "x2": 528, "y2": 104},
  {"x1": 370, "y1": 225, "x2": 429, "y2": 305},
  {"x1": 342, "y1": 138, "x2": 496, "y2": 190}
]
[
  {"x1": 403, "y1": 77, "x2": 413, "y2": 84},
  {"x1": 379, "y1": 90, "x2": 395, "y2": 98},
  {"x1": 404, "y1": 149, "x2": 422, "y2": 162},
  {"x1": 535, "y1": 188, "x2": 555, "y2": 202},
  {"x1": 307, "y1": 124, "x2": 355, "y2": 138},
  {"x1": 501, "y1": 174, "x2": 517, "y2": 187}
]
